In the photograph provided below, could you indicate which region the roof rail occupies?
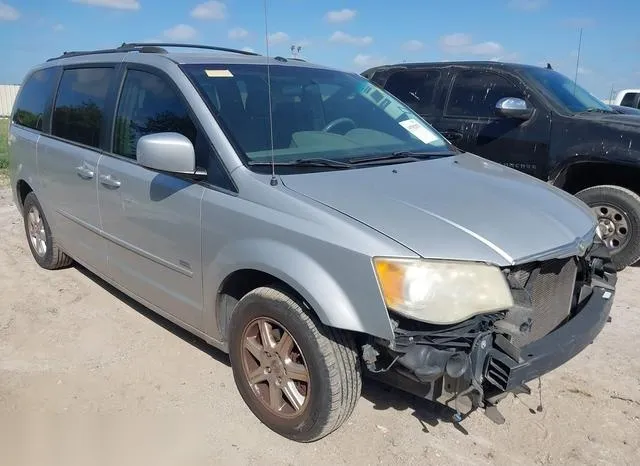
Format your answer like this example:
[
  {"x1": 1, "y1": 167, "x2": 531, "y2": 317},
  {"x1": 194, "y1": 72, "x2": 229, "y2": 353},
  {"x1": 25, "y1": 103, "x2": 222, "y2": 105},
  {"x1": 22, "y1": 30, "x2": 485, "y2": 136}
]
[
  {"x1": 120, "y1": 42, "x2": 261, "y2": 56},
  {"x1": 46, "y1": 42, "x2": 260, "y2": 62}
]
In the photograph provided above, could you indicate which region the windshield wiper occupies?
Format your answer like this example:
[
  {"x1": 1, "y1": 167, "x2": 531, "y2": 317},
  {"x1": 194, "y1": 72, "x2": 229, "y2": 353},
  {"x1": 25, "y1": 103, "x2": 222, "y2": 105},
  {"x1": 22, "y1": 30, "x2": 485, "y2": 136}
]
[
  {"x1": 348, "y1": 151, "x2": 455, "y2": 165},
  {"x1": 579, "y1": 107, "x2": 615, "y2": 114},
  {"x1": 248, "y1": 158, "x2": 354, "y2": 169}
]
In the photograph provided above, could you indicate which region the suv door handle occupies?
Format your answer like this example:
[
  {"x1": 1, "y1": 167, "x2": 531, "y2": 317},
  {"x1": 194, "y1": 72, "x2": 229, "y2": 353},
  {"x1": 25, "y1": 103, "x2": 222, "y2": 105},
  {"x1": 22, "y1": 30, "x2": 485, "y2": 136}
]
[
  {"x1": 75, "y1": 165, "x2": 95, "y2": 179},
  {"x1": 441, "y1": 130, "x2": 463, "y2": 142},
  {"x1": 99, "y1": 174, "x2": 121, "y2": 188}
]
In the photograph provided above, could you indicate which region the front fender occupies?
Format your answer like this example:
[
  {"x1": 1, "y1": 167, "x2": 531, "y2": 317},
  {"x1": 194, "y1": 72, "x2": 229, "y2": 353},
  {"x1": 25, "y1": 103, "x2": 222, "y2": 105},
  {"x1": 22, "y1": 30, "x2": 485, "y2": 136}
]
[{"x1": 203, "y1": 238, "x2": 395, "y2": 343}]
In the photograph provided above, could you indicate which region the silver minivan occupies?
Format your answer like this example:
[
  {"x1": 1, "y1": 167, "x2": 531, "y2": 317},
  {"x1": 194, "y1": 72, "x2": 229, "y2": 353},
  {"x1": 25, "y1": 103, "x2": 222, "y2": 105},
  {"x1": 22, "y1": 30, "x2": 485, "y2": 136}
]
[{"x1": 9, "y1": 43, "x2": 617, "y2": 442}]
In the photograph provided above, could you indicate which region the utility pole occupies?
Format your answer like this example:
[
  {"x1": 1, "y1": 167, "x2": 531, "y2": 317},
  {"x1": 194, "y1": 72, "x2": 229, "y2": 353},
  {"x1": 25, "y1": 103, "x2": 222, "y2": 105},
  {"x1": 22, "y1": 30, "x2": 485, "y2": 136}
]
[{"x1": 573, "y1": 28, "x2": 583, "y2": 94}]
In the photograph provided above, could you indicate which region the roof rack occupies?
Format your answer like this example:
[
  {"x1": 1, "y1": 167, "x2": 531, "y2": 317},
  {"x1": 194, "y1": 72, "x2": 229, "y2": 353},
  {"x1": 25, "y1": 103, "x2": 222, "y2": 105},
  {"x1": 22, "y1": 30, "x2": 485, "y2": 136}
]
[{"x1": 47, "y1": 42, "x2": 260, "y2": 62}]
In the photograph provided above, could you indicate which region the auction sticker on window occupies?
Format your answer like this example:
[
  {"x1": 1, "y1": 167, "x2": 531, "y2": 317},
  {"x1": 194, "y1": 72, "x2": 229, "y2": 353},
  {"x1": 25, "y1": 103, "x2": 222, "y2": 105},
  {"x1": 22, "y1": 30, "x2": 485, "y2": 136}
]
[
  {"x1": 205, "y1": 69, "x2": 234, "y2": 78},
  {"x1": 399, "y1": 119, "x2": 440, "y2": 144}
]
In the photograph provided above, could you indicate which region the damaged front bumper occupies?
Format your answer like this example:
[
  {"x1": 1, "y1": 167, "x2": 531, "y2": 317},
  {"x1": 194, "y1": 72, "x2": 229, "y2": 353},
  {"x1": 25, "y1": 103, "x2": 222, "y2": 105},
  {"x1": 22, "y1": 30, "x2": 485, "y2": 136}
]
[{"x1": 363, "y1": 244, "x2": 616, "y2": 422}]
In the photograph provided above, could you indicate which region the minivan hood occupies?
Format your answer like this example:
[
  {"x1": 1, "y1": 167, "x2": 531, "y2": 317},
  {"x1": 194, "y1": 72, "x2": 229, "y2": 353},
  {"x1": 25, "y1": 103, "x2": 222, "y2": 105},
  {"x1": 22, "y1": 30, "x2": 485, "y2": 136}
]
[{"x1": 280, "y1": 153, "x2": 596, "y2": 267}]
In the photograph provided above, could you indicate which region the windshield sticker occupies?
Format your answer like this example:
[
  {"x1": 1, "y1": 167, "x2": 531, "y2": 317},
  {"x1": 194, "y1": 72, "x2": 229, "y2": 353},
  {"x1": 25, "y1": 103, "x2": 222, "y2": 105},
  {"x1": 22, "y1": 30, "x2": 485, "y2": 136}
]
[
  {"x1": 205, "y1": 69, "x2": 234, "y2": 78},
  {"x1": 399, "y1": 119, "x2": 440, "y2": 144}
]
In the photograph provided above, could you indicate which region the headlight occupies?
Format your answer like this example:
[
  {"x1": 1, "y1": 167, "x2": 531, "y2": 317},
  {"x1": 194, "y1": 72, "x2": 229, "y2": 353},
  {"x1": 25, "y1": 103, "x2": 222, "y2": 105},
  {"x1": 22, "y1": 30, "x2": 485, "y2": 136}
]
[{"x1": 373, "y1": 257, "x2": 514, "y2": 324}]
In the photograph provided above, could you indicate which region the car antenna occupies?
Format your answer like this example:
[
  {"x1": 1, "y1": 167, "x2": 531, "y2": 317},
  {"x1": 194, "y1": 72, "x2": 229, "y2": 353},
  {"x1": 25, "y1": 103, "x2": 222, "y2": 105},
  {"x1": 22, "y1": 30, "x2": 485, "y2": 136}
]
[{"x1": 263, "y1": 0, "x2": 278, "y2": 187}]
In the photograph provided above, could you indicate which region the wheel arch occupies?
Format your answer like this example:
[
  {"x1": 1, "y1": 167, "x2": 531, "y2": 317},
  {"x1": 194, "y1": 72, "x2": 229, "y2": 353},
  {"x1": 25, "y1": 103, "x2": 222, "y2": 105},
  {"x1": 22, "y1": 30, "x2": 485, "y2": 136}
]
[
  {"x1": 15, "y1": 179, "x2": 34, "y2": 213},
  {"x1": 204, "y1": 239, "x2": 394, "y2": 344},
  {"x1": 551, "y1": 158, "x2": 640, "y2": 196}
]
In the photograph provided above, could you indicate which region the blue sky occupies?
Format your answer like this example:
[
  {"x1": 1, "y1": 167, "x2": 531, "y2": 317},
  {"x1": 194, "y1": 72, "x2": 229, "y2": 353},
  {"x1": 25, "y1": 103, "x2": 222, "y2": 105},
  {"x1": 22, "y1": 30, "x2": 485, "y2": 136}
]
[{"x1": 1, "y1": 0, "x2": 638, "y2": 99}]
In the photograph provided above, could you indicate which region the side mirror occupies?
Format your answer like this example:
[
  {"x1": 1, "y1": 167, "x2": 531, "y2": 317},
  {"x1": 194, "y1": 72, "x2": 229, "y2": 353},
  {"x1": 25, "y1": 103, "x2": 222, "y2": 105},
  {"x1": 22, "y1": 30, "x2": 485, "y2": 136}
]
[
  {"x1": 136, "y1": 132, "x2": 198, "y2": 175},
  {"x1": 495, "y1": 97, "x2": 534, "y2": 120}
]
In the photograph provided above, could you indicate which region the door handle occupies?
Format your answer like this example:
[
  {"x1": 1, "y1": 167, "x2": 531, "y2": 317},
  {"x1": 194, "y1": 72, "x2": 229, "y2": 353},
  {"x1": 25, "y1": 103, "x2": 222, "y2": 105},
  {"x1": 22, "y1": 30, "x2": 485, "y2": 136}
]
[
  {"x1": 99, "y1": 174, "x2": 122, "y2": 188},
  {"x1": 441, "y1": 130, "x2": 463, "y2": 142},
  {"x1": 75, "y1": 165, "x2": 95, "y2": 179}
]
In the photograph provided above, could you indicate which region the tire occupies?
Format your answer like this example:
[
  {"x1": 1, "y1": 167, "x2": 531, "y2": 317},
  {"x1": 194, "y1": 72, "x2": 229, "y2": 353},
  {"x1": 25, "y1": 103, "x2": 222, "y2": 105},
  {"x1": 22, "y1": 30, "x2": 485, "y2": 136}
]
[
  {"x1": 22, "y1": 192, "x2": 73, "y2": 270},
  {"x1": 575, "y1": 185, "x2": 640, "y2": 270},
  {"x1": 228, "y1": 286, "x2": 362, "y2": 442}
]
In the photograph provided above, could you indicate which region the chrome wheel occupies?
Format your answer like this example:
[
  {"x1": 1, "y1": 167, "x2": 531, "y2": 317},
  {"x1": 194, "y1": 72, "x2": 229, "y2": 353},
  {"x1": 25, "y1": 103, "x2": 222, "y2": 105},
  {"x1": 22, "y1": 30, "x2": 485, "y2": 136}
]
[
  {"x1": 27, "y1": 205, "x2": 47, "y2": 257},
  {"x1": 593, "y1": 204, "x2": 630, "y2": 252},
  {"x1": 241, "y1": 317, "x2": 310, "y2": 418}
]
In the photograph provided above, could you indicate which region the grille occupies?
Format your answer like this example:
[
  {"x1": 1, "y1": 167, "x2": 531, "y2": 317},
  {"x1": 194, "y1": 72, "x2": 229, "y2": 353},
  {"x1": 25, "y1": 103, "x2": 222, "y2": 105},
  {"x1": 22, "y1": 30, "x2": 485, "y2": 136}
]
[{"x1": 509, "y1": 258, "x2": 578, "y2": 347}]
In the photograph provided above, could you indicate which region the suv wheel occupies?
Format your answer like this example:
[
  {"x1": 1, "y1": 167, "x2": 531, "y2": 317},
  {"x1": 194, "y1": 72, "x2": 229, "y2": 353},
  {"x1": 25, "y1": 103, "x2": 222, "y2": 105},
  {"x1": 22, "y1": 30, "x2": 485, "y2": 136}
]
[
  {"x1": 575, "y1": 185, "x2": 640, "y2": 270},
  {"x1": 228, "y1": 286, "x2": 362, "y2": 442},
  {"x1": 22, "y1": 192, "x2": 73, "y2": 270}
]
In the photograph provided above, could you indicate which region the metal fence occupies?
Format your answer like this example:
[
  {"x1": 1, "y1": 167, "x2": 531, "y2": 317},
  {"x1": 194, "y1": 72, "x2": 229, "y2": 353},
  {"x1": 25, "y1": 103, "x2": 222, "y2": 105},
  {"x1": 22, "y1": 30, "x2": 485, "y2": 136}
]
[{"x1": 0, "y1": 85, "x2": 20, "y2": 118}]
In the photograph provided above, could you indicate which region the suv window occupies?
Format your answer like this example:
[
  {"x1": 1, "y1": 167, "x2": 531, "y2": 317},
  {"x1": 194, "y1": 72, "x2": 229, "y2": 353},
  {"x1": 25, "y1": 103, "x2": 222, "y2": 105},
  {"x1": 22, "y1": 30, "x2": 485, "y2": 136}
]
[
  {"x1": 384, "y1": 70, "x2": 441, "y2": 115},
  {"x1": 446, "y1": 70, "x2": 524, "y2": 118},
  {"x1": 12, "y1": 67, "x2": 58, "y2": 131},
  {"x1": 113, "y1": 69, "x2": 197, "y2": 159},
  {"x1": 620, "y1": 92, "x2": 639, "y2": 107},
  {"x1": 52, "y1": 67, "x2": 115, "y2": 148}
]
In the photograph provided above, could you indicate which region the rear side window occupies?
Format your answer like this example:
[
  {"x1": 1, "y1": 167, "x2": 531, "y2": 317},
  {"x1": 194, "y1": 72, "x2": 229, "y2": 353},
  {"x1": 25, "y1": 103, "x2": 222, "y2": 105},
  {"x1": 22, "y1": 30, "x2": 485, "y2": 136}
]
[
  {"x1": 384, "y1": 70, "x2": 441, "y2": 115},
  {"x1": 620, "y1": 92, "x2": 639, "y2": 107},
  {"x1": 445, "y1": 70, "x2": 524, "y2": 118},
  {"x1": 113, "y1": 69, "x2": 197, "y2": 159},
  {"x1": 52, "y1": 67, "x2": 115, "y2": 148},
  {"x1": 12, "y1": 67, "x2": 58, "y2": 131}
]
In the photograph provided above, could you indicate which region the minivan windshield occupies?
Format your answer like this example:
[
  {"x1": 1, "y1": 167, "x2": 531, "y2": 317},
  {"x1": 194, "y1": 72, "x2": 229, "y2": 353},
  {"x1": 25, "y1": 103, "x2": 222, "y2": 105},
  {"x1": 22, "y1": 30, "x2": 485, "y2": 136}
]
[
  {"x1": 523, "y1": 67, "x2": 613, "y2": 114},
  {"x1": 182, "y1": 63, "x2": 452, "y2": 167}
]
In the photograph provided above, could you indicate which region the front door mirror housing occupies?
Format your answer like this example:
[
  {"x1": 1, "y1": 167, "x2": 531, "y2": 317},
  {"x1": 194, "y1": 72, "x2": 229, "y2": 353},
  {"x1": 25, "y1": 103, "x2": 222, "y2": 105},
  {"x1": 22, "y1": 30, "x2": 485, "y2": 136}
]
[
  {"x1": 137, "y1": 132, "x2": 203, "y2": 177},
  {"x1": 495, "y1": 97, "x2": 534, "y2": 120}
]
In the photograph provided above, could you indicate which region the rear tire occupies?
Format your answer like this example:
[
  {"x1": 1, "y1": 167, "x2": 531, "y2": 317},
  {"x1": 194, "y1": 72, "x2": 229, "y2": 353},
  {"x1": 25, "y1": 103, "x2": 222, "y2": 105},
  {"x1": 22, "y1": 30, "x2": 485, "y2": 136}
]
[
  {"x1": 228, "y1": 286, "x2": 361, "y2": 442},
  {"x1": 22, "y1": 192, "x2": 73, "y2": 270},
  {"x1": 575, "y1": 185, "x2": 640, "y2": 270}
]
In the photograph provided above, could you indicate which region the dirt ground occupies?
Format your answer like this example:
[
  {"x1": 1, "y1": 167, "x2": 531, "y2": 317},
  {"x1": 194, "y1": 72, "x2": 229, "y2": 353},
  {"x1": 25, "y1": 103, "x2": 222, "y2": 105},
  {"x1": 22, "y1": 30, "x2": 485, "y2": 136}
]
[{"x1": 0, "y1": 185, "x2": 639, "y2": 466}]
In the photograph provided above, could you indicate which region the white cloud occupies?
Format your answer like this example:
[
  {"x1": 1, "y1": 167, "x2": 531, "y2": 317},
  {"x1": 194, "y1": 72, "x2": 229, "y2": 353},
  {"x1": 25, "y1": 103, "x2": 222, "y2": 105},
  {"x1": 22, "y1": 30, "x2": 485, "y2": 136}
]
[
  {"x1": 191, "y1": 1, "x2": 226, "y2": 20},
  {"x1": 228, "y1": 27, "x2": 249, "y2": 40},
  {"x1": 53, "y1": 23, "x2": 65, "y2": 32},
  {"x1": 508, "y1": 0, "x2": 546, "y2": 11},
  {"x1": 354, "y1": 54, "x2": 386, "y2": 69},
  {"x1": 268, "y1": 31, "x2": 290, "y2": 45},
  {"x1": 489, "y1": 52, "x2": 520, "y2": 62},
  {"x1": 0, "y1": 1, "x2": 20, "y2": 20},
  {"x1": 468, "y1": 41, "x2": 504, "y2": 55},
  {"x1": 295, "y1": 39, "x2": 312, "y2": 48},
  {"x1": 329, "y1": 31, "x2": 373, "y2": 46},
  {"x1": 242, "y1": 46, "x2": 255, "y2": 53},
  {"x1": 577, "y1": 67, "x2": 592, "y2": 75},
  {"x1": 402, "y1": 39, "x2": 424, "y2": 52},
  {"x1": 439, "y1": 33, "x2": 505, "y2": 56},
  {"x1": 325, "y1": 8, "x2": 356, "y2": 23},
  {"x1": 71, "y1": 0, "x2": 140, "y2": 10},
  {"x1": 163, "y1": 24, "x2": 198, "y2": 41}
]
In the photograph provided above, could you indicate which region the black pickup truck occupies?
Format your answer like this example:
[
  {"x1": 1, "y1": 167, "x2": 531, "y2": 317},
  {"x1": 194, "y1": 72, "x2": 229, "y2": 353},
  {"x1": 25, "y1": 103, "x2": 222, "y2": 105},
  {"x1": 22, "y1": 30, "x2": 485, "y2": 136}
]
[{"x1": 362, "y1": 61, "x2": 640, "y2": 270}]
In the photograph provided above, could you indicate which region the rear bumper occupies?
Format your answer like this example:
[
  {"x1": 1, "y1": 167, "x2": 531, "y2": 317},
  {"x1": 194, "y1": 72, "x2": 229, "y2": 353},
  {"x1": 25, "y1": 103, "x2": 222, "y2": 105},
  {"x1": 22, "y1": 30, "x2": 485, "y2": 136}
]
[{"x1": 484, "y1": 283, "x2": 614, "y2": 393}]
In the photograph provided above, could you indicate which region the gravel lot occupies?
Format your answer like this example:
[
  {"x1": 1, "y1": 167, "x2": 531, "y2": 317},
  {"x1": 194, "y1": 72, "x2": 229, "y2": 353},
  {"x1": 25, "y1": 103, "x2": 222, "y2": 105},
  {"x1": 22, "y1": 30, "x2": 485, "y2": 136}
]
[{"x1": 1, "y1": 186, "x2": 639, "y2": 466}]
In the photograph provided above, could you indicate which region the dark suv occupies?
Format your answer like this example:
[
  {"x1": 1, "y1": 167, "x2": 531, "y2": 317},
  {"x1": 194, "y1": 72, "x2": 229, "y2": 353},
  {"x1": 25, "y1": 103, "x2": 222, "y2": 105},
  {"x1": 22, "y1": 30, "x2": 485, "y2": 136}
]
[{"x1": 362, "y1": 61, "x2": 640, "y2": 270}]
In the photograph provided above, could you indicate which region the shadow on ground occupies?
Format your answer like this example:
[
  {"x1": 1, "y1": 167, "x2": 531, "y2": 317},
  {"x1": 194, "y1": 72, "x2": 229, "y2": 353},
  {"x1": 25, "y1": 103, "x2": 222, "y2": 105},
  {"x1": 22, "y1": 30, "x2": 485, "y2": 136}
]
[
  {"x1": 361, "y1": 378, "x2": 473, "y2": 434},
  {"x1": 74, "y1": 263, "x2": 231, "y2": 368},
  {"x1": 74, "y1": 262, "x2": 476, "y2": 436}
]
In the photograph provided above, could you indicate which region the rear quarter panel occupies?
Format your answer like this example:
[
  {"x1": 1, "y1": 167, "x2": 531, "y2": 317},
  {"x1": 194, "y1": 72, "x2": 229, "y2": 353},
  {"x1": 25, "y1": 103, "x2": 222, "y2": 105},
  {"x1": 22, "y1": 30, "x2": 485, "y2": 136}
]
[{"x1": 9, "y1": 124, "x2": 42, "y2": 214}]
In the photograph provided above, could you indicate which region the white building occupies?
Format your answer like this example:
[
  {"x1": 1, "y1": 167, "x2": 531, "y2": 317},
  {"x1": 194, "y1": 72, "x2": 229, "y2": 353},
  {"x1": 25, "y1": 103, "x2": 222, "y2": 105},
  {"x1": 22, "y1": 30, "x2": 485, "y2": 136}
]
[{"x1": 0, "y1": 84, "x2": 20, "y2": 118}]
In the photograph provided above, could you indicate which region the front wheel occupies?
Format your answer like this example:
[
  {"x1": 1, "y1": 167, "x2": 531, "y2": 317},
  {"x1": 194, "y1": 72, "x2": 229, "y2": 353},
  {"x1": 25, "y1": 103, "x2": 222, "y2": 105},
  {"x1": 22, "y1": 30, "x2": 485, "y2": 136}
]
[
  {"x1": 575, "y1": 185, "x2": 640, "y2": 270},
  {"x1": 228, "y1": 287, "x2": 362, "y2": 442}
]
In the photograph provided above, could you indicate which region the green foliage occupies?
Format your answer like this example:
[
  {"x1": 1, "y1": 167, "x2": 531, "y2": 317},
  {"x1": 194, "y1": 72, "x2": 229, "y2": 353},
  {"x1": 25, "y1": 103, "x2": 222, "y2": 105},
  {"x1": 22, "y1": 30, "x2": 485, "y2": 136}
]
[{"x1": 1, "y1": 119, "x2": 9, "y2": 180}]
